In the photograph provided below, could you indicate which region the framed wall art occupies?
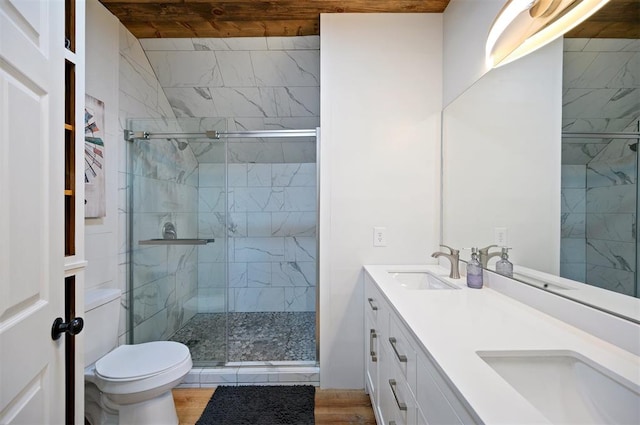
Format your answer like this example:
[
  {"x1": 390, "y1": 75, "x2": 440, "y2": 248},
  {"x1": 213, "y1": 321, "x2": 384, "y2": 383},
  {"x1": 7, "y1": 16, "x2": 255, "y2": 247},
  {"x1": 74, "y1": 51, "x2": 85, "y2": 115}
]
[{"x1": 84, "y1": 94, "x2": 106, "y2": 218}]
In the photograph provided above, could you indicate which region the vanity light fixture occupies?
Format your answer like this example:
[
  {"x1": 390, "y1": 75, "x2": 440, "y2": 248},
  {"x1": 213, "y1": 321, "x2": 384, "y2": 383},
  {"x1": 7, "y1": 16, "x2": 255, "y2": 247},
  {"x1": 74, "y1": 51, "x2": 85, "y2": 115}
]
[{"x1": 486, "y1": 0, "x2": 611, "y2": 68}]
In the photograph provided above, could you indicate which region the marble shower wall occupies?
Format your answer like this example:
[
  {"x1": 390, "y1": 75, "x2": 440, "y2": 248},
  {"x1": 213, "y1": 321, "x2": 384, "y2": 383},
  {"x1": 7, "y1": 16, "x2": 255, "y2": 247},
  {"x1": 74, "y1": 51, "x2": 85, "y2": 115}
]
[
  {"x1": 140, "y1": 36, "x2": 320, "y2": 164},
  {"x1": 585, "y1": 139, "x2": 637, "y2": 295},
  {"x1": 119, "y1": 25, "x2": 200, "y2": 344},
  {"x1": 138, "y1": 36, "x2": 320, "y2": 314},
  {"x1": 561, "y1": 38, "x2": 639, "y2": 295},
  {"x1": 198, "y1": 161, "x2": 317, "y2": 313}
]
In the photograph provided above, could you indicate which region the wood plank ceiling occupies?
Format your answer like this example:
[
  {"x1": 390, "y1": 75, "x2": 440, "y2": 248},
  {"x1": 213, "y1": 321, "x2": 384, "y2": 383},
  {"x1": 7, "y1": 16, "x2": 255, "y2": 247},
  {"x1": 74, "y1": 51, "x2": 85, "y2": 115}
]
[
  {"x1": 98, "y1": 0, "x2": 638, "y2": 39},
  {"x1": 565, "y1": 0, "x2": 639, "y2": 38},
  {"x1": 97, "y1": 0, "x2": 450, "y2": 38}
]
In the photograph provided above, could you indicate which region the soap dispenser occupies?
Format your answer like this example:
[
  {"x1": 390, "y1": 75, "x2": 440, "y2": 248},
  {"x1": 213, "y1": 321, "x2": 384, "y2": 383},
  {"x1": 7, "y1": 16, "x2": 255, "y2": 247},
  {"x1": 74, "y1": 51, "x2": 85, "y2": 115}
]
[
  {"x1": 495, "y1": 247, "x2": 513, "y2": 277},
  {"x1": 466, "y1": 248, "x2": 483, "y2": 289}
]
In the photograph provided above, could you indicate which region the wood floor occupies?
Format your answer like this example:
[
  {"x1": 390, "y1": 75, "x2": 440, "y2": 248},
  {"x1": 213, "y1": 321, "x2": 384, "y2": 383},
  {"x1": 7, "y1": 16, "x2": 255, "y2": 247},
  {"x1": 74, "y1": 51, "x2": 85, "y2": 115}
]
[{"x1": 172, "y1": 387, "x2": 377, "y2": 425}]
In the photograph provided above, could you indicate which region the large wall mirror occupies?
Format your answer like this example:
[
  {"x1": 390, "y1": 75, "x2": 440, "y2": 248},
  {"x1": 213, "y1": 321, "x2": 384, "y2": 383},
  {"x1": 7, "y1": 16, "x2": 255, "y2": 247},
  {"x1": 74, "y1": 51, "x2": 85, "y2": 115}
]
[{"x1": 442, "y1": 1, "x2": 639, "y2": 322}]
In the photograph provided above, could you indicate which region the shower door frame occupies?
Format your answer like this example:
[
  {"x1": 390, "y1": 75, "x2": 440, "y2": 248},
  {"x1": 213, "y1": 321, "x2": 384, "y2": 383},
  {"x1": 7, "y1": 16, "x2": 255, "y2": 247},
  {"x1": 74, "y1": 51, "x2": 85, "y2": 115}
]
[{"x1": 126, "y1": 127, "x2": 321, "y2": 365}]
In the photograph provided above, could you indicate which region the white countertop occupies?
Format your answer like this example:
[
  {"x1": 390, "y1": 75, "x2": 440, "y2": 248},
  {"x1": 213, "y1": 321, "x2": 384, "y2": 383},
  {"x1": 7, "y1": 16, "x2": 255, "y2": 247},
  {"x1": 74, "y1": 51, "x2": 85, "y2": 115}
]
[{"x1": 364, "y1": 264, "x2": 640, "y2": 425}]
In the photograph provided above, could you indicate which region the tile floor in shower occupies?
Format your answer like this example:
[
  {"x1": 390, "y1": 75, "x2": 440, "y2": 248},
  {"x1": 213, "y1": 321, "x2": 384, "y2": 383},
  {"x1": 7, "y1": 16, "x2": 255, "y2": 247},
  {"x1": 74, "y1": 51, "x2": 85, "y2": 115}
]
[{"x1": 169, "y1": 312, "x2": 316, "y2": 364}]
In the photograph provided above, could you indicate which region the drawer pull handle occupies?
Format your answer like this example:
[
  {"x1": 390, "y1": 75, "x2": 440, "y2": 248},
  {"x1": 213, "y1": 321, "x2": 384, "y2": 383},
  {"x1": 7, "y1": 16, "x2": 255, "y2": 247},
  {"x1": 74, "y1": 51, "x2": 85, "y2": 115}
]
[
  {"x1": 367, "y1": 297, "x2": 378, "y2": 311},
  {"x1": 369, "y1": 329, "x2": 378, "y2": 362},
  {"x1": 389, "y1": 422, "x2": 397, "y2": 425},
  {"x1": 389, "y1": 337, "x2": 407, "y2": 362},
  {"x1": 389, "y1": 379, "x2": 407, "y2": 411}
]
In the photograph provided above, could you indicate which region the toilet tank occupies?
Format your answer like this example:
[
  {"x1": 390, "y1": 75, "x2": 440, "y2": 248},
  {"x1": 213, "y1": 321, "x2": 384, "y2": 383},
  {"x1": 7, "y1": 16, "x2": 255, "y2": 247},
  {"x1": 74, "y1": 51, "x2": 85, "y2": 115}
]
[{"x1": 84, "y1": 288, "x2": 122, "y2": 366}]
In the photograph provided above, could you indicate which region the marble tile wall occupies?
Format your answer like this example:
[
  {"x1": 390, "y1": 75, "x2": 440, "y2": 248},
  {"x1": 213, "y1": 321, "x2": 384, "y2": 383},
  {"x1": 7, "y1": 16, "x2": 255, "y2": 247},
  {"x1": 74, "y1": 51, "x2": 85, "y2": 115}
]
[
  {"x1": 561, "y1": 39, "x2": 638, "y2": 295},
  {"x1": 585, "y1": 139, "x2": 637, "y2": 295},
  {"x1": 137, "y1": 35, "x2": 319, "y2": 314},
  {"x1": 199, "y1": 161, "x2": 317, "y2": 313},
  {"x1": 140, "y1": 36, "x2": 320, "y2": 164},
  {"x1": 118, "y1": 25, "x2": 201, "y2": 344}
]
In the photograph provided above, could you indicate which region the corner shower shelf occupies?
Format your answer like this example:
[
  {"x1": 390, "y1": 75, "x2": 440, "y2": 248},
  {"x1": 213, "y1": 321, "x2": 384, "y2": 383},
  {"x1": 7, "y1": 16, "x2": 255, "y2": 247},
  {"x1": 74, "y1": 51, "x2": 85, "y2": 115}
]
[{"x1": 138, "y1": 239, "x2": 215, "y2": 246}]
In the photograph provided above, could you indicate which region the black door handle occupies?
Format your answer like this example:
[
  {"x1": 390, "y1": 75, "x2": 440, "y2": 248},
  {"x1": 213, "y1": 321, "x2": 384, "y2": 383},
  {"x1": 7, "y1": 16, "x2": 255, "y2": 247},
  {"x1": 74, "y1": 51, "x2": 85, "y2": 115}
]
[{"x1": 51, "y1": 317, "x2": 84, "y2": 340}]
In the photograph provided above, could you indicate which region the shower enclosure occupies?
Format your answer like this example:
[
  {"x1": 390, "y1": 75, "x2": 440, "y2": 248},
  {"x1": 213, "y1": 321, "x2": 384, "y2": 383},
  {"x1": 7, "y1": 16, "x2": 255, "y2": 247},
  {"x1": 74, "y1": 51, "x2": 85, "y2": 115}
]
[
  {"x1": 126, "y1": 118, "x2": 318, "y2": 367},
  {"x1": 560, "y1": 39, "x2": 639, "y2": 298}
]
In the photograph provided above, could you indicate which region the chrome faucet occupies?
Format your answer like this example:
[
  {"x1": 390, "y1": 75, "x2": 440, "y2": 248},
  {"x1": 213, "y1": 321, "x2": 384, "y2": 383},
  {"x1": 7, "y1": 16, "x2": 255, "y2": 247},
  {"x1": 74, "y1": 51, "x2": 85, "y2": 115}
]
[
  {"x1": 479, "y1": 245, "x2": 501, "y2": 268},
  {"x1": 431, "y1": 245, "x2": 460, "y2": 279}
]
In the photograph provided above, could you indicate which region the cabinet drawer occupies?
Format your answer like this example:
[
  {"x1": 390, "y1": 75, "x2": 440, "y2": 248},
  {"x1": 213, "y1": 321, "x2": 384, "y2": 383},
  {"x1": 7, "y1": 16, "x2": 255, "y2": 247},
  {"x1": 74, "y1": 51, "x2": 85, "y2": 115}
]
[
  {"x1": 389, "y1": 314, "x2": 417, "y2": 396},
  {"x1": 365, "y1": 312, "x2": 380, "y2": 400},
  {"x1": 365, "y1": 275, "x2": 389, "y2": 330},
  {"x1": 417, "y1": 351, "x2": 477, "y2": 424},
  {"x1": 381, "y1": 346, "x2": 418, "y2": 425}
]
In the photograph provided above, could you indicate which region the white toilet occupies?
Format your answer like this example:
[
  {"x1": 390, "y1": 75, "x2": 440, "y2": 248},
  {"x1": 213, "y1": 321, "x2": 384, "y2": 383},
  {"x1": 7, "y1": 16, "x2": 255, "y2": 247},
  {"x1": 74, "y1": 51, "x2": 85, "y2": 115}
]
[{"x1": 84, "y1": 288, "x2": 192, "y2": 425}]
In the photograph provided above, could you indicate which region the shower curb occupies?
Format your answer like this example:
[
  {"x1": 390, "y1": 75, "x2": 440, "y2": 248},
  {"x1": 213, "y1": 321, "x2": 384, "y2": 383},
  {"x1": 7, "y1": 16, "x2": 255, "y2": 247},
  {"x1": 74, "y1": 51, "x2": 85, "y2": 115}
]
[{"x1": 178, "y1": 363, "x2": 320, "y2": 388}]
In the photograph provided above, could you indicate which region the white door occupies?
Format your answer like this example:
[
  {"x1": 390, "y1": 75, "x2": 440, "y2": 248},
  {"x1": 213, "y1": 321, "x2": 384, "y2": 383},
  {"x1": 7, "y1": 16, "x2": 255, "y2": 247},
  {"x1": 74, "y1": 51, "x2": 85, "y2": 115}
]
[{"x1": 0, "y1": 0, "x2": 67, "y2": 423}]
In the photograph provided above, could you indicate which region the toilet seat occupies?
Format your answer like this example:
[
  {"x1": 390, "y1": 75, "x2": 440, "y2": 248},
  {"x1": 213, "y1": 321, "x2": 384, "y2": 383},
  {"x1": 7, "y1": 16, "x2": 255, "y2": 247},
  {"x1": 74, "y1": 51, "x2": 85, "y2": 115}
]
[
  {"x1": 92, "y1": 341, "x2": 192, "y2": 399},
  {"x1": 96, "y1": 341, "x2": 190, "y2": 380}
]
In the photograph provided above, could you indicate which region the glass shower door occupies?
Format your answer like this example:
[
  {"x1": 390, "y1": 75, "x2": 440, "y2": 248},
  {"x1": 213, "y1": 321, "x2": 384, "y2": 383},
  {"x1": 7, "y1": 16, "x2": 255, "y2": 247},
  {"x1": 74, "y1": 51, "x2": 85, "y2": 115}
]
[
  {"x1": 224, "y1": 135, "x2": 318, "y2": 362},
  {"x1": 174, "y1": 133, "x2": 229, "y2": 366},
  {"x1": 127, "y1": 118, "x2": 318, "y2": 366},
  {"x1": 128, "y1": 118, "x2": 228, "y2": 366}
]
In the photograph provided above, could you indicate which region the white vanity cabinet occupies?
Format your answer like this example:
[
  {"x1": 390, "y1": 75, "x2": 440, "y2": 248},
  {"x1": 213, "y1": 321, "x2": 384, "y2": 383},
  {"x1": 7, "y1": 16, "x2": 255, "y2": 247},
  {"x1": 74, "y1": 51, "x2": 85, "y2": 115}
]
[
  {"x1": 364, "y1": 265, "x2": 640, "y2": 424},
  {"x1": 364, "y1": 273, "x2": 477, "y2": 425}
]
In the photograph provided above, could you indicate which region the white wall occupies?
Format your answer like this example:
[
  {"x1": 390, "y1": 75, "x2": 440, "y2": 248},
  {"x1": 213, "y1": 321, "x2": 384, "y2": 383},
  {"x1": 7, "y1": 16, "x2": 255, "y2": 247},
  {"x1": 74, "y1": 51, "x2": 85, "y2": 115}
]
[
  {"x1": 443, "y1": 0, "x2": 506, "y2": 106},
  {"x1": 320, "y1": 13, "x2": 443, "y2": 388},
  {"x1": 84, "y1": 0, "x2": 122, "y2": 327}
]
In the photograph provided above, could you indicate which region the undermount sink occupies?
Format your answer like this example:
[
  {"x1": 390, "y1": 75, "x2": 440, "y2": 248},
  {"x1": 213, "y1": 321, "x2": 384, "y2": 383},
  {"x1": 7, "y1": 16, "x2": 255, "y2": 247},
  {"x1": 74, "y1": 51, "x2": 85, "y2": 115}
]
[
  {"x1": 390, "y1": 272, "x2": 460, "y2": 290},
  {"x1": 478, "y1": 350, "x2": 640, "y2": 424}
]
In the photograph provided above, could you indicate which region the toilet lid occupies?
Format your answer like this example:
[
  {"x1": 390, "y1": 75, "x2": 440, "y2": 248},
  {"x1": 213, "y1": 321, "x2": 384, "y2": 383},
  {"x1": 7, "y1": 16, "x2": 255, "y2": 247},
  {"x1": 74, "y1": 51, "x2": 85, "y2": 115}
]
[{"x1": 95, "y1": 341, "x2": 190, "y2": 380}]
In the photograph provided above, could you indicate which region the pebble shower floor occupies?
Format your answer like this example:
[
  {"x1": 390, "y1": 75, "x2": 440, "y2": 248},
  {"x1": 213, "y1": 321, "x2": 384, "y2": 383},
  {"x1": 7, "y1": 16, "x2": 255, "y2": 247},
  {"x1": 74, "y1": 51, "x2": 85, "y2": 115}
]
[{"x1": 169, "y1": 312, "x2": 316, "y2": 364}]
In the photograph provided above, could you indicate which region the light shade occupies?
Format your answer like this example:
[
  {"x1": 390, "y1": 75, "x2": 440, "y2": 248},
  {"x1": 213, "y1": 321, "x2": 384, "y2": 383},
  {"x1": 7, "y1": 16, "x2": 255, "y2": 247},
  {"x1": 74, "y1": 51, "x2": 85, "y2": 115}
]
[{"x1": 486, "y1": 0, "x2": 611, "y2": 68}]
